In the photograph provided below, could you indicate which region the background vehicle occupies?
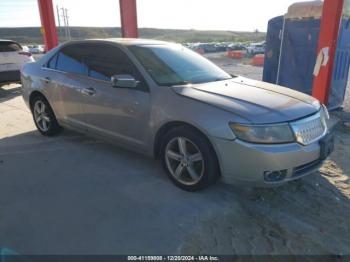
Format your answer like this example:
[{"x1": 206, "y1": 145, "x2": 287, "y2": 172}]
[
  {"x1": 28, "y1": 45, "x2": 44, "y2": 54},
  {"x1": 227, "y1": 43, "x2": 247, "y2": 51},
  {"x1": 0, "y1": 39, "x2": 34, "y2": 84},
  {"x1": 246, "y1": 42, "x2": 265, "y2": 56},
  {"x1": 21, "y1": 39, "x2": 332, "y2": 191},
  {"x1": 21, "y1": 45, "x2": 30, "y2": 52}
]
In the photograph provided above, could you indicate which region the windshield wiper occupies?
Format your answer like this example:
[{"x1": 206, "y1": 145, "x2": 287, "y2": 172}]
[
  {"x1": 193, "y1": 77, "x2": 233, "y2": 84},
  {"x1": 214, "y1": 77, "x2": 234, "y2": 81},
  {"x1": 166, "y1": 81, "x2": 192, "y2": 86},
  {"x1": 167, "y1": 77, "x2": 233, "y2": 86}
]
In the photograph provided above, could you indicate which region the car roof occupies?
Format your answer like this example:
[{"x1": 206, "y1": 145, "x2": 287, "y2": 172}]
[
  {"x1": 68, "y1": 38, "x2": 171, "y2": 46},
  {"x1": 0, "y1": 39, "x2": 19, "y2": 43}
]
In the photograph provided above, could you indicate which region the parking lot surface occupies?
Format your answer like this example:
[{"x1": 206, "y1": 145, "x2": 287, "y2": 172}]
[{"x1": 1, "y1": 56, "x2": 350, "y2": 254}]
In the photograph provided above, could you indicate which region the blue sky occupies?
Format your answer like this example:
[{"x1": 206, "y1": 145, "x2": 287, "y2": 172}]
[{"x1": 1, "y1": 0, "x2": 307, "y2": 31}]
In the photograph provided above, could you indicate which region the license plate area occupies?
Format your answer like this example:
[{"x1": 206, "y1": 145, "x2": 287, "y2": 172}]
[
  {"x1": 0, "y1": 63, "x2": 18, "y2": 71},
  {"x1": 319, "y1": 133, "x2": 334, "y2": 160}
]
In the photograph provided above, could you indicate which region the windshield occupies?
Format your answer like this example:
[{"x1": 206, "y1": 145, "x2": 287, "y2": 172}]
[{"x1": 128, "y1": 44, "x2": 232, "y2": 86}]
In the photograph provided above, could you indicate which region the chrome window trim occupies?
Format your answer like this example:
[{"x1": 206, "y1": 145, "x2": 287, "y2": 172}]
[
  {"x1": 41, "y1": 43, "x2": 150, "y2": 92},
  {"x1": 41, "y1": 66, "x2": 150, "y2": 93},
  {"x1": 42, "y1": 66, "x2": 111, "y2": 84}
]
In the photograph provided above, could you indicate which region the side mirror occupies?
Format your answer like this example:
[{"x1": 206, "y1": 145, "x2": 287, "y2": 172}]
[{"x1": 111, "y1": 74, "x2": 140, "y2": 88}]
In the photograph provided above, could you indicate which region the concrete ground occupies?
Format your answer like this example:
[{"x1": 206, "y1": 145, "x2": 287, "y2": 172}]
[{"x1": 0, "y1": 56, "x2": 350, "y2": 255}]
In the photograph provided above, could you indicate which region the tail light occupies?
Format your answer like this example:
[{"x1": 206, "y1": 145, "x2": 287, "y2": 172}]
[{"x1": 18, "y1": 51, "x2": 32, "y2": 57}]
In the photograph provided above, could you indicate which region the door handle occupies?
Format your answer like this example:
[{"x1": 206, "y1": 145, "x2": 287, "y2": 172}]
[
  {"x1": 81, "y1": 87, "x2": 96, "y2": 96},
  {"x1": 44, "y1": 77, "x2": 51, "y2": 83}
]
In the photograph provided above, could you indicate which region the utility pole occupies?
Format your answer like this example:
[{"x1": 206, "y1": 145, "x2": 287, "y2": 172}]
[
  {"x1": 59, "y1": 7, "x2": 71, "y2": 41},
  {"x1": 56, "y1": 5, "x2": 61, "y2": 40},
  {"x1": 64, "y1": 8, "x2": 71, "y2": 40},
  {"x1": 60, "y1": 7, "x2": 67, "y2": 40}
]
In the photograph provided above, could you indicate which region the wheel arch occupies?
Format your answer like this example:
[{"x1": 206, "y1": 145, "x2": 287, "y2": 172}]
[
  {"x1": 153, "y1": 121, "x2": 221, "y2": 170},
  {"x1": 29, "y1": 90, "x2": 47, "y2": 111}
]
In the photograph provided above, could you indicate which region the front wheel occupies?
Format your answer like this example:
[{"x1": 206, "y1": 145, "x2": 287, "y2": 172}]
[
  {"x1": 160, "y1": 126, "x2": 220, "y2": 191},
  {"x1": 31, "y1": 95, "x2": 62, "y2": 136}
]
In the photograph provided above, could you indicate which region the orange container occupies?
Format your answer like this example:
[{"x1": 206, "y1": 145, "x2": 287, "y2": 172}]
[
  {"x1": 250, "y1": 54, "x2": 265, "y2": 66},
  {"x1": 227, "y1": 50, "x2": 245, "y2": 59}
]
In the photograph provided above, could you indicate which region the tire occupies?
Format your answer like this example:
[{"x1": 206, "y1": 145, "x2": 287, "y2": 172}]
[
  {"x1": 160, "y1": 126, "x2": 220, "y2": 191},
  {"x1": 30, "y1": 94, "x2": 62, "y2": 136}
]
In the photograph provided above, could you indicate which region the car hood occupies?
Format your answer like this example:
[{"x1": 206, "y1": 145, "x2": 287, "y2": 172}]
[{"x1": 172, "y1": 76, "x2": 320, "y2": 124}]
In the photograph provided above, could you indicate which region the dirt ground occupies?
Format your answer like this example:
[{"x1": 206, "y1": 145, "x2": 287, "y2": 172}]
[
  {"x1": 0, "y1": 54, "x2": 349, "y2": 255},
  {"x1": 180, "y1": 137, "x2": 350, "y2": 254}
]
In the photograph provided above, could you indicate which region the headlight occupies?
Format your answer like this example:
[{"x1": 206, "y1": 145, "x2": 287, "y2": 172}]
[{"x1": 229, "y1": 123, "x2": 295, "y2": 144}]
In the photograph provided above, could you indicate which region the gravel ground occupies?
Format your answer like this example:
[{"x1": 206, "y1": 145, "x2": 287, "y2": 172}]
[{"x1": 204, "y1": 52, "x2": 263, "y2": 81}]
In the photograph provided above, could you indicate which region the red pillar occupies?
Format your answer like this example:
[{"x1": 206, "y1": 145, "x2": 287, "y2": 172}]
[
  {"x1": 312, "y1": 0, "x2": 344, "y2": 105},
  {"x1": 119, "y1": 0, "x2": 138, "y2": 38},
  {"x1": 37, "y1": 0, "x2": 58, "y2": 51}
]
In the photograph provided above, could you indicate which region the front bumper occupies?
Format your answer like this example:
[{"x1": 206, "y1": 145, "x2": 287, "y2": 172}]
[{"x1": 212, "y1": 133, "x2": 332, "y2": 187}]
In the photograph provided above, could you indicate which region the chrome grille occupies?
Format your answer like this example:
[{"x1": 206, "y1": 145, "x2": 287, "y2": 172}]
[{"x1": 290, "y1": 112, "x2": 327, "y2": 145}]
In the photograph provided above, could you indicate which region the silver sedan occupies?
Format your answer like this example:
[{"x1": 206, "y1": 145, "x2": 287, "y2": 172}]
[{"x1": 21, "y1": 39, "x2": 334, "y2": 191}]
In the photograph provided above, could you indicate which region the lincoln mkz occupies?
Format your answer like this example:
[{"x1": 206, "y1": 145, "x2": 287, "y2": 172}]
[{"x1": 21, "y1": 39, "x2": 334, "y2": 191}]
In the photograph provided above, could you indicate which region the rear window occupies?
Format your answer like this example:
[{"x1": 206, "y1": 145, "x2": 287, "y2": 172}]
[
  {"x1": 55, "y1": 45, "x2": 88, "y2": 75},
  {"x1": 0, "y1": 41, "x2": 22, "y2": 52}
]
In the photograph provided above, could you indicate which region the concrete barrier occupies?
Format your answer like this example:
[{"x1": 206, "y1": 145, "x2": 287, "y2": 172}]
[
  {"x1": 227, "y1": 50, "x2": 245, "y2": 59},
  {"x1": 251, "y1": 54, "x2": 265, "y2": 66}
]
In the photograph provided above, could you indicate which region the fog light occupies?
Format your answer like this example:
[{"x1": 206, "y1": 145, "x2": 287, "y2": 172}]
[{"x1": 264, "y1": 170, "x2": 287, "y2": 182}]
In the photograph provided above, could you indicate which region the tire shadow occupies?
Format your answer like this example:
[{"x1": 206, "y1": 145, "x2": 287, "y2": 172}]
[{"x1": 0, "y1": 83, "x2": 21, "y2": 103}]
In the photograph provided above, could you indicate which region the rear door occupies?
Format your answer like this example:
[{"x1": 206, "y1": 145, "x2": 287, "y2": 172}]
[
  {"x1": 47, "y1": 44, "x2": 91, "y2": 129},
  {"x1": 81, "y1": 43, "x2": 151, "y2": 149},
  {"x1": 0, "y1": 41, "x2": 25, "y2": 72}
]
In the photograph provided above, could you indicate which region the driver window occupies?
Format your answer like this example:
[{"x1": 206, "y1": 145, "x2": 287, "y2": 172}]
[{"x1": 84, "y1": 44, "x2": 148, "y2": 92}]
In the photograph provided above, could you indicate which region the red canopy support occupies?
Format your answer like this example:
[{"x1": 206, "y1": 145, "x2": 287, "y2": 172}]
[
  {"x1": 37, "y1": 0, "x2": 58, "y2": 51},
  {"x1": 312, "y1": 0, "x2": 344, "y2": 105},
  {"x1": 119, "y1": 0, "x2": 138, "y2": 38}
]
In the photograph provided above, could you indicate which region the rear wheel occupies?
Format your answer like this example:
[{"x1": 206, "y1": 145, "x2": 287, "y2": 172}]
[
  {"x1": 160, "y1": 126, "x2": 220, "y2": 191},
  {"x1": 31, "y1": 95, "x2": 62, "y2": 136}
]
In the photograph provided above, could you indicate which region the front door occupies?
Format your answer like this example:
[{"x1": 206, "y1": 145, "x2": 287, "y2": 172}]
[{"x1": 81, "y1": 44, "x2": 151, "y2": 149}]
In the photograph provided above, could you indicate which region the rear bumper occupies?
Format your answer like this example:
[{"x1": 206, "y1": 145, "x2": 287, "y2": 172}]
[
  {"x1": 0, "y1": 70, "x2": 20, "y2": 84},
  {"x1": 211, "y1": 135, "x2": 330, "y2": 187}
]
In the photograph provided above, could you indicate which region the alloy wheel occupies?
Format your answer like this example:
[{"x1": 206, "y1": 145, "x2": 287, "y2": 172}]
[
  {"x1": 165, "y1": 137, "x2": 205, "y2": 186},
  {"x1": 33, "y1": 100, "x2": 51, "y2": 132}
]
